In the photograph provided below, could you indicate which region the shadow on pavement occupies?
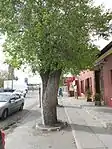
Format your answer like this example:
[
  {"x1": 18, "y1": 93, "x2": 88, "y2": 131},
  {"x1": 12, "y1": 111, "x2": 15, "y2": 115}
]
[
  {"x1": 65, "y1": 123, "x2": 112, "y2": 135},
  {"x1": 0, "y1": 109, "x2": 41, "y2": 130},
  {"x1": 94, "y1": 108, "x2": 112, "y2": 114},
  {"x1": 0, "y1": 109, "x2": 30, "y2": 122},
  {"x1": 81, "y1": 104, "x2": 95, "y2": 108},
  {"x1": 20, "y1": 109, "x2": 41, "y2": 124},
  {"x1": 63, "y1": 105, "x2": 82, "y2": 109},
  {"x1": 0, "y1": 109, "x2": 30, "y2": 130}
]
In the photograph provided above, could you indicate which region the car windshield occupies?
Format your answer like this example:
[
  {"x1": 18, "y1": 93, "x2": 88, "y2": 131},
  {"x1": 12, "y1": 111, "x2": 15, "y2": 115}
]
[{"x1": 0, "y1": 94, "x2": 10, "y2": 102}]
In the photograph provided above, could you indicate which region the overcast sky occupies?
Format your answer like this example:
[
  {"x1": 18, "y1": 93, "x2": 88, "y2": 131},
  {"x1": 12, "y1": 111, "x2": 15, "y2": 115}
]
[
  {"x1": 94, "y1": 0, "x2": 112, "y2": 9},
  {"x1": 93, "y1": 0, "x2": 112, "y2": 49},
  {"x1": 0, "y1": 0, "x2": 112, "y2": 81}
]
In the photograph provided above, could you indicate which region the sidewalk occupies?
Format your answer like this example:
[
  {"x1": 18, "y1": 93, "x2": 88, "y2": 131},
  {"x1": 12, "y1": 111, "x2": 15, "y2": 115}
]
[
  {"x1": 6, "y1": 104, "x2": 77, "y2": 149},
  {"x1": 82, "y1": 101, "x2": 112, "y2": 129},
  {"x1": 67, "y1": 97, "x2": 112, "y2": 128},
  {"x1": 6, "y1": 96, "x2": 112, "y2": 149},
  {"x1": 61, "y1": 96, "x2": 112, "y2": 149}
]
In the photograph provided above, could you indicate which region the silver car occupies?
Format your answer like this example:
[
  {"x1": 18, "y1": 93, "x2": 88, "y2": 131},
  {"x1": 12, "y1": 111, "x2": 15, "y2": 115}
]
[
  {"x1": 13, "y1": 89, "x2": 27, "y2": 98},
  {"x1": 0, "y1": 92, "x2": 24, "y2": 120}
]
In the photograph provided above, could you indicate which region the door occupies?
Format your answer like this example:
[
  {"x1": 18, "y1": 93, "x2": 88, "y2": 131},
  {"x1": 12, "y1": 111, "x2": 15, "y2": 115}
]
[
  {"x1": 8, "y1": 95, "x2": 17, "y2": 114},
  {"x1": 95, "y1": 70, "x2": 100, "y2": 93},
  {"x1": 14, "y1": 94, "x2": 22, "y2": 111}
]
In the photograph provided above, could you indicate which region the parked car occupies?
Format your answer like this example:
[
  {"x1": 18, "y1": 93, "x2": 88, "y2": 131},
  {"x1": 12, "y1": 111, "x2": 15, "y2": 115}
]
[
  {"x1": 13, "y1": 89, "x2": 27, "y2": 98},
  {"x1": 0, "y1": 88, "x2": 27, "y2": 98},
  {"x1": 0, "y1": 88, "x2": 4, "y2": 93},
  {"x1": 0, "y1": 88, "x2": 15, "y2": 93},
  {"x1": 0, "y1": 92, "x2": 24, "y2": 120},
  {"x1": 3, "y1": 89, "x2": 15, "y2": 93}
]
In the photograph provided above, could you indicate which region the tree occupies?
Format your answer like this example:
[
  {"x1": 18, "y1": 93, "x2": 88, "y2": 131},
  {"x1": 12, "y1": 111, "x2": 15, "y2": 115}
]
[
  {"x1": 0, "y1": 70, "x2": 8, "y2": 88},
  {"x1": 0, "y1": 0, "x2": 112, "y2": 126},
  {"x1": 4, "y1": 54, "x2": 22, "y2": 81}
]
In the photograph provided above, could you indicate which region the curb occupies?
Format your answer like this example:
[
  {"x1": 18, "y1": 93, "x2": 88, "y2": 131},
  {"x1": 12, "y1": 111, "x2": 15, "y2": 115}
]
[
  {"x1": 63, "y1": 106, "x2": 82, "y2": 149},
  {"x1": 3, "y1": 102, "x2": 39, "y2": 135},
  {"x1": 36, "y1": 121, "x2": 68, "y2": 132}
]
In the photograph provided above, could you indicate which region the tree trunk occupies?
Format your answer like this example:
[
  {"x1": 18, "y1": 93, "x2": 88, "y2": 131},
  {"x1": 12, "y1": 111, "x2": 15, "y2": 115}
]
[
  {"x1": 40, "y1": 70, "x2": 50, "y2": 108},
  {"x1": 40, "y1": 69, "x2": 62, "y2": 126},
  {"x1": 55, "y1": 70, "x2": 62, "y2": 105}
]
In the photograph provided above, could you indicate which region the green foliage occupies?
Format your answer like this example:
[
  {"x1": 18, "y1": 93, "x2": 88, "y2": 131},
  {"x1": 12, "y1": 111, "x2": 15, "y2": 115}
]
[
  {"x1": 0, "y1": 0, "x2": 112, "y2": 74},
  {"x1": 86, "y1": 88, "x2": 92, "y2": 99},
  {"x1": 5, "y1": 55, "x2": 22, "y2": 69},
  {"x1": 94, "y1": 93, "x2": 101, "y2": 101}
]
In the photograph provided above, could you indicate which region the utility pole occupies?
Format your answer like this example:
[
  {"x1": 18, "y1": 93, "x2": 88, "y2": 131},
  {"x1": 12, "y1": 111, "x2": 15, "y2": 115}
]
[
  {"x1": 8, "y1": 64, "x2": 14, "y2": 89},
  {"x1": 39, "y1": 84, "x2": 41, "y2": 108},
  {"x1": 11, "y1": 72, "x2": 13, "y2": 90}
]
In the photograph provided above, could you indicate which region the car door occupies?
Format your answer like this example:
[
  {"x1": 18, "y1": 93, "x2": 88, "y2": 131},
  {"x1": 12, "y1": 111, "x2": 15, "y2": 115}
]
[
  {"x1": 14, "y1": 94, "x2": 22, "y2": 111},
  {"x1": 8, "y1": 95, "x2": 16, "y2": 114}
]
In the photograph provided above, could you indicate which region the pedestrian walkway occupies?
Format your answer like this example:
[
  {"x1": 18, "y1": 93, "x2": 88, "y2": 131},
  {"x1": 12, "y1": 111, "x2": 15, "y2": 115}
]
[
  {"x1": 82, "y1": 101, "x2": 112, "y2": 129},
  {"x1": 6, "y1": 105, "x2": 77, "y2": 149},
  {"x1": 6, "y1": 96, "x2": 112, "y2": 149},
  {"x1": 61, "y1": 96, "x2": 112, "y2": 149},
  {"x1": 67, "y1": 97, "x2": 112, "y2": 129}
]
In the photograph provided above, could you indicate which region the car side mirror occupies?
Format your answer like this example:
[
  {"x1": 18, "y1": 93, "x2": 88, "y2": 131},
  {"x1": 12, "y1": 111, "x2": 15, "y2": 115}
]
[{"x1": 9, "y1": 99, "x2": 15, "y2": 103}]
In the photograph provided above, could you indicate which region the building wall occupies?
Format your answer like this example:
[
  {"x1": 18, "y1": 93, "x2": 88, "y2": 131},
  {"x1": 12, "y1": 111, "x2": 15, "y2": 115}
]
[
  {"x1": 78, "y1": 54, "x2": 112, "y2": 105},
  {"x1": 78, "y1": 70, "x2": 95, "y2": 97},
  {"x1": 103, "y1": 54, "x2": 112, "y2": 106}
]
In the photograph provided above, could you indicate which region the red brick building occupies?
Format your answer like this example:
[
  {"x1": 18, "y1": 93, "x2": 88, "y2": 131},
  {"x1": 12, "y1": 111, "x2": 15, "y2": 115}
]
[
  {"x1": 78, "y1": 41, "x2": 112, "y2": 106},
  {"x1": 95, "y1": 41, "x2": 112, "y2": 106},
  {"x1": 78, "y1": 70, "x2": 95, "y2": 97}
]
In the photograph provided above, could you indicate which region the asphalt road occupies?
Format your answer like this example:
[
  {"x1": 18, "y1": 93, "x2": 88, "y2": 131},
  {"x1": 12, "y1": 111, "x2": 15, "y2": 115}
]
[{"x1": 0, "y1": 90, "x2": 39, "y2": 132}]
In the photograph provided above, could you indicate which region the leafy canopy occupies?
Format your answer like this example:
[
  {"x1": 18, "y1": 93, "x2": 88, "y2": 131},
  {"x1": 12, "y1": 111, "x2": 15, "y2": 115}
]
[{"x1": 0, "y1": 0, "x2": 112, "y2": 74}]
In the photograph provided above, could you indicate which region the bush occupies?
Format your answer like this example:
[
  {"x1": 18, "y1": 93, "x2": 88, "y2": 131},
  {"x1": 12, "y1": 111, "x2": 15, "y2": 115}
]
[
  {"x1": 94, "y1": 93, "x2": 101, "y2": 101},
  {"x1": 86, "y1": 88, "x2": 92, "y2": 102},
  {"x1": 86, "y1": 88, "x2": 92, "y2": 99}
]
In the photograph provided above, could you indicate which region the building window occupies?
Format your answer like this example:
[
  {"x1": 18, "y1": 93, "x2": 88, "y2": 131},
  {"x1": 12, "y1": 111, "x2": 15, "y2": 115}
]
[
  {"x1": 89, "y1": 77, "x2": 92, "y2": 92},
  {"x1": 85, "y1": 78, "x2": 89, "y2": 91},
  {"x1": 110, "y1": 70, "x2": 112, "y2": 84},
  {"x1": 81, "y1": 80, "x2": 84, "y2": 93}
]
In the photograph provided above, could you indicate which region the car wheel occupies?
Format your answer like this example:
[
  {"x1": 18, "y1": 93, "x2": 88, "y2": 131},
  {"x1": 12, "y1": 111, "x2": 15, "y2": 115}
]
[
  {"x1": 2, "y1": 109, "x2": 8, "y2": 120},
  {"x1": 23, "y1": 94, "x2": 26, "y2": 98},
  {"x1": 19, "y1": 104, "x2": 24, "y2": 111}
]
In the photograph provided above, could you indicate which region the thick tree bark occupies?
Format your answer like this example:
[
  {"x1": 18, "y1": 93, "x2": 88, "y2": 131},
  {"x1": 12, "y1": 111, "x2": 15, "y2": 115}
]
[
  {"x1": 40, "y1": 70, "x2": 50, "y2": 108},
  {"x1": 40, "y1": 69, "x2": 62, "y2": 126},
  {"x1": 55, "y1": 70, "x2": 62, "y2": 105}
]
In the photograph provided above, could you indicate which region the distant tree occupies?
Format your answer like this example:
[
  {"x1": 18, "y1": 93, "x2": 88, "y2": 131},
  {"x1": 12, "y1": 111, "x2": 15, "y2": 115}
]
[
  {"x1": 0, "y1": 0, "x2": 112, "y2": 126},
  {"x1": 7, "y1": 64, "x2": 14, "y2": 80},
  {"x1": 0, "y1": 70, "x2": 8, "y2": 88}
]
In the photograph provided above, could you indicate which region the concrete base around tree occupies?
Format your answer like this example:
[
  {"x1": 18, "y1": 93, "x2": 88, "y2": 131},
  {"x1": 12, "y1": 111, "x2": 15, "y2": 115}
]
[{"x1": 36, "y1": 120, "x2": 68, "y2": 132}]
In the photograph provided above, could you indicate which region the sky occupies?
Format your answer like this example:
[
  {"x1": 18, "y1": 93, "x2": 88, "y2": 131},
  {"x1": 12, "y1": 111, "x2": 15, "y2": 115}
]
[
  {"x1": 93, "y1": 0, "x2": 112, "y2": 49},
  {"x1": 94, "y1": 0, "x2": 112, "y2": 9},
  {"x1": 0, "y1": 0, "x2": 112, "y2": 82}
]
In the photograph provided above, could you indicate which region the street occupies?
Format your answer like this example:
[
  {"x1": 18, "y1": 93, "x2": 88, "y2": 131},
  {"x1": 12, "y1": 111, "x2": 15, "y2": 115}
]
[
  {"x1": 2, "y1": 92, "x2": 112, "y2": 149},
  {"x1": 0, "y1": 90, "x2": 39, "y2": 134},
  {"x1": 0, "y1": 0, "x2": 112, "y2": 148},
  {"x1": 5, "y1": 92, "x2": 77, "y2": 149}
]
